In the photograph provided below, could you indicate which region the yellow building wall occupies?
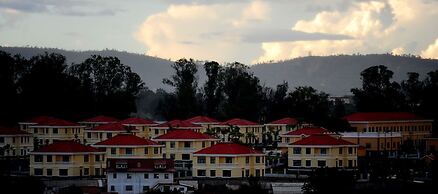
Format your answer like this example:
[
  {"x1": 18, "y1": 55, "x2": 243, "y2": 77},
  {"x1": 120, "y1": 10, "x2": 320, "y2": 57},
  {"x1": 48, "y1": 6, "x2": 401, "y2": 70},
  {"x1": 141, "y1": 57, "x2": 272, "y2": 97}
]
[
  {"x1": 287, "y1": 146, "x2": 358, "y2": 168},
  {"x1": 101, "y1": 146, "x2": 163, "y2": 159},
  {"x1": 0, "y1": 135, "x2": 34, "y2": 156},
  {"x1": 159, "y1": 140, "x2": 217, "y2": 161},
  {"x1": 192, "y1": 155, "x2": 266, "y2": 178},
  {"x1": 29, "y1": 127, "x2": 84, "y2": 144}
]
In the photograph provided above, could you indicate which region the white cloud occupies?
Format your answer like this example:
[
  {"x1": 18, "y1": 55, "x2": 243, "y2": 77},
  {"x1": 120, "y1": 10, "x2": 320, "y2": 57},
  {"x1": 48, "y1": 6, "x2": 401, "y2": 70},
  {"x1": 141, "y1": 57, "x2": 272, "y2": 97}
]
[
  {"x1": 391, "y1": 47, "x2": 405, "y2": 55},
  {"x1": 421, "y1": 38, "x2": 438, "y2": 59},
  {"x1": 232, "y1": 0, "x2": 270, "y2": 27}
]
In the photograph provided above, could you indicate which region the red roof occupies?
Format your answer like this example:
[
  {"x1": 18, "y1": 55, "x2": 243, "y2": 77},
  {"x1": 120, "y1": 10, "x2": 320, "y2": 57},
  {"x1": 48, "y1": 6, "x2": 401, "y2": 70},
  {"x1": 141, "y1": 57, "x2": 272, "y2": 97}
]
[
  {"x1": 194, "y1": 143, "x2": 263, "y2": 155},
  {"x1": 154, "y1": 129, "x2": 215, "y2": 140},
  {"x1": 25, "y1": 116, "x2": 80, "y2": 127},
  {"x1": 185, "y1": 116, "x2": 219, "y2": 124},
  {"x1": 0, "y1": 127, "x2": 30, "y2": 135},
  {"x1": 91, "y1": 123, "x2": 130, "y2": 131},
  {"x1": 106, "y1": 158, "x2": 175, "y2": 172},
  {"x1": 34, "y1": 140, "x2": 100, "y2": 153},
  {"x1": 268, "y1": 117, "x2": 298, "y2": 125},
  {"x1": 291, "y1": 134, "x2": 356, "y2": 146},
  {"x1": 155, "y1": 120, "x2": 201, "y2": 128},
  {"x1": 81, "y1": 115, "x2": 119, "y2": 123},
  {"x1": 218, "y1": 118, "x2": 259, "y2": 126},
  {"x1": 120, "y1": 117, "x2": 157, "y2": 125},
  {"x1": 284, "y1": 127, "x2": 327, "y2": 136},
  {"x1": 343, "y1": 112, "x2": 426, "y2": 122},
  {"x1": 95, "y1": 134, "x2": 160, "y2": 146}
]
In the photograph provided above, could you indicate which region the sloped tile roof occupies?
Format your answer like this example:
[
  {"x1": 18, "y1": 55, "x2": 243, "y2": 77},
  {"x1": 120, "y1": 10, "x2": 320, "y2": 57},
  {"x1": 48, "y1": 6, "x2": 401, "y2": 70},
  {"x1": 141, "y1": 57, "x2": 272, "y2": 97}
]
[
  {"x1": 194, "y1": 143, "x2": 263, "y2": 155},
  {"x1": 94, "y1": 134, "x2": 160, "y2": 146}
]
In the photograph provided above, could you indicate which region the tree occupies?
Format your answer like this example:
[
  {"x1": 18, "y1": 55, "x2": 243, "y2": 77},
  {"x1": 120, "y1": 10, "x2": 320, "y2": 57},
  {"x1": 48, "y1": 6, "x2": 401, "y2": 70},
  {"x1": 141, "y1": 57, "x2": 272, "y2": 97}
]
[
  {"x1": 163, "y1": 58, "x2": 199, "y2": 119},
  {"x1": 229, "y1": 126, "x2": 244, "y2": 143},
  {"x1": 269, "y1": 82, "x2": 289, "y2": 120},
  {"x1": 287, "y1": 86, "x2": 330, "y2": 124},
  {"x1": 302, "y1": 168, "x2": 354, "y2": 194},
  {"x1": 351, "y1": 65, "x2": 406, "y2": 112},
  {"x1": 70, "y1": 55, "x2": 144, "y2": 118},
  {"x1": 203, "y1": 61, "x2": 223, "y2": 117},
  {"x1": 401, "y1": 72, "x2": 424, "y2": 112}
]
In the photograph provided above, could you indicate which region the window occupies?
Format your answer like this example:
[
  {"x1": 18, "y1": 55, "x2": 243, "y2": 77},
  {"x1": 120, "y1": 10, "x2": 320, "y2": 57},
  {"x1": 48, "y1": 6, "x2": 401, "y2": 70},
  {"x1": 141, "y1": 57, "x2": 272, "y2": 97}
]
[
  {"x1": 170, "y1": 141, "x2": 175, "y2": 148},
  {"x1": 106, "y1": 133, "x2": 112, "y2": 139},
  {"x1": 198, "y1": 156, "x2": 206, "y2": 164},
  {"x1": 154, "y1": 147, "x2": 159, "y2": 154},
  {"x1": 127, "y1": 173, "x2": 132, "y2": 179},
  {"x1": 110, "y1": 186, "x2": 115, "y2": 192},
  {"x1": 125, "y1": 185, "x2": 133, "y2": 191},
  {"x1": 84, "y1": 155, "x2": 89, "y2": 162},
  {"x1": 202, "y1": 142, "x2": 206, "y2": 148},
  {"x1": 256, "y1": 156, "x2": 262, "y2": 163},
  {"x1": 317, "y1": 160, "x2": 326, "y2": 167},
  {"x1": 339, "y1": 160, "x2": 343, "y2": 167},
  {"x1": 256, "y1": 169, "x2": 260, "y2": 177},
  {"x1": 210, "y1": 170, "x2": 216, "y2": 177},
  {"x1": 184, "y1": 142, "x2": 191, "y2": 148},
  {"x1": 246, "y1": 156, "x2": 250, "y2": 164},
  {"x1": 210, "y1": 157, "x2": 216, "y2": 164},
  {"x1": 126, "y1": 148, "x2": 133, "y2": 155},
  {"x1": 111, "y1": 148, "x2": 116, "y2": 155},
  {"x1": 348, "y1": 160, "x2": 353, "y2": 167},
  {"x1": 144, "y1": 173, "x2": 149, "y2": 179},
  {"x1": 339, "y1": 148, "x2": 343, "y2": 154},
  {"x1": 0, "y1": 137, "x2": 4, "y2": 143},
  {"x1": 165, "y1": 173, "x2": 169, "y2": 179},
  {"x1": 365, "y1": 143, "x2": 371, "y2": 149},
  {"x1": 225, "y1": 157, "x2": 233, "y2": 164},
  {"x1": 143, "y1": 148, "x2": 148, "y2": 154},
  {"x1": 95, "y1": 155, "x2": 101, "y2": 162},
  {"x1": 53, "y1": 128, "x2": 58, "y2": 134},
  {"x1": 320, "y1": 148, "x2": 327, "y2": 155},
  {"x1": 223, "y1": 170, "x2": 231, "y2": 177},
  {"x1": 46, "y1": 155, "x2": 52, "y2": 162},
  {"x1": 197, "y1": 170, "x2": 206, "y2": 176},
  {"x1": 46, "y1": 169, "x2": 52, "y2": 176},
  {"x1": 95, "y1": 168, "x2": 101, "y2": 176},
  {"x1": 305, "y1": 160, "x2": 311, "y2": 167},
  {"x1": 59, "y1": 169, "x2": 68, "y2": 176},
  {"x1": 34, "y1": 168, "x2": 43, "y2": 176},
  {"x1": 62, "y1": 155, "x2": 70, "y2": 162},
  {"x1": 170, "y1": 154, "x2": 175, "y2": 159},
  {"x1": 182, "y1": 154, "x2": 190, "y2": 160},
  {"x1": 245, "y1": 169, "x2": 250, "y2": 177},
  {"x1": 34, "y1": 155, "x2": 43, "y2": 162},
  {"x1": 293, "y1": 148, "x2": 301, "y2": 154},
  {"x1": 143, "y1": 186, "x2": 150, "y2": 191},
  {"x1": 155, "y1": 129, "x2": 159, "y2": 135},
  {"x1": 348, "y1": 147, "x2": 353, "y2": 154},
  {"x1": 154, "y1": 174, "x2": 159, "y2": 179},
  {"x1": 306, "y1": 148, "x2": 311, "y2": 154},
  {"x1": 293, "y1": 160, "x2": 302, "y2": 166},
  {"x1": 84, "y1": 168, "x2": 89, "y2": 175},
  {"x1": 87, "y1": 132, "x2": 91, "y2": 138}
]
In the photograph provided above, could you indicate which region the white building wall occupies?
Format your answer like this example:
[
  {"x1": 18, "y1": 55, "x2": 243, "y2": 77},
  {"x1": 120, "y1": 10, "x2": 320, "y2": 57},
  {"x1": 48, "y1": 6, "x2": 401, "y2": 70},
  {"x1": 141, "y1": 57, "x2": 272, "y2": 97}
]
[{"x1": 107, "y1": 172, "x2": 173, "y2": 194}]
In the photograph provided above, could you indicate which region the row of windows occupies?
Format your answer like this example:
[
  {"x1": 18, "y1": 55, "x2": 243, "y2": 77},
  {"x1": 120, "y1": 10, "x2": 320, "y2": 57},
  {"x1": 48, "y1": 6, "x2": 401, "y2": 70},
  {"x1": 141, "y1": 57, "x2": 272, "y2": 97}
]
[
  {"x1": 365, "y1": 125, "x2": 431, "y2": 133},
  {"x1": 111, "y1": 173, "x2": 170, "y2": 180},
  {"x1": 110, "y1": 185, "x2": 151, "y2": 192},
  {"x1": 0, "y1": 148, "x2": 31, "y2": 156},
  {"x1": 166, "y1": 141, "x2": 213, "y2": 149},
  {"x1": 292, "y1": 159, "x2": 356, "y2": 167},
  {"x1": 0, "y1": 136, "x2": 31, "y2": 144},
  {"x1": 34, "y1": 154, "x2": 103, "y2": 163},
  {"x1": 33, "y1": 128, "x2": 81, "y2": 135},
  {"x1": 292, "y1": 147, "x2": 356, "y2": 155},
  {"x1": 109, "y1": 147, "x2": 161, "y2": 155},
  {"x1": 34, "y1": 168, "x2": 102, "y2": 176},
  {"x1": 197, "y1": 156, "x2": 264, "y2": 164},
  {"x1": 197, "y1": 169, "x2": 265, "y2": 177}
]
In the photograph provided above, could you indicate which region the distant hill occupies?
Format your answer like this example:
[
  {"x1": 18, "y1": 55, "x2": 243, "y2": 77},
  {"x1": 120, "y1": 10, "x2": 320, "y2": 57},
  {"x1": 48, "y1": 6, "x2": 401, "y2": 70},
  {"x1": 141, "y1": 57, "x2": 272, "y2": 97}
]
[{"x1": 1, "y1": 47, "x2": 437, "y2": 95}]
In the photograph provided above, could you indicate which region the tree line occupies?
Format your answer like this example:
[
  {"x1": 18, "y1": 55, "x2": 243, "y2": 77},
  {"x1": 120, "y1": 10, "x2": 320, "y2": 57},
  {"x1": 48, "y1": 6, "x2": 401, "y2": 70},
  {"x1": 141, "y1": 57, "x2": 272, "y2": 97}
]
[{"x1": 1, "y1": 50, "x2": 437, "y2": 133}]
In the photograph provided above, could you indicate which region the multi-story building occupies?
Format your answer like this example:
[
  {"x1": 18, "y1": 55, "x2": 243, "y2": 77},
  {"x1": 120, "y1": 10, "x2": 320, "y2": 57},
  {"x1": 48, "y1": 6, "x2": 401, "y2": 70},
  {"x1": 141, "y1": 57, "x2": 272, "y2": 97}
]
[
  {"x1": 192, "y1": 143, "x2": 266, "y2": 178},
  {"x1": 84, "y1": 123, "x2": 139, "y2": 145},
  {"x1": 278, "y1": 127, "x2": 328, "y2": 151},
  {"x1": 0, "y1": 127, "x2": 33, "y2": 157},
  {"x1": 19, "y1": 116, "x2": 85, "y2": 145},
  {"x1": 288, "y1": 134, "x2": 358, "y2": 169},
  {"x1": 93, "y1": 134, "x2": 163, "y2": 159},
  {"x1": 150, "y1": 120, "x2": 202, "y2": 139},
  {"x1": 29, "y1": 140, "x2": 106, "y2": 177},
  {"x1": 343, "y1": 112, "x2": 433, "y2": 149},
  {"x1": 185, "y1": 116, "x2": 219, "y2": 133},
  {"x1": 120, "y1": 117, "x2": 158, "y2": 138},
  {"x1": 153, "y1": 129, "x2": 218, "y2": 177},
  {"x1": 265, "y1": 117, "x2": 299, "y2": 137},
  {"x1": 214, "y1": 118, "x2": 264, "y2": 144},
  {"x1": 340, "y1": 132, "x2": 402, "y2": 157},
  {"x1": 78, "y1": 115, "x2": 119, "y2": 129},
  {"x1": 106, "y1": 158, "x2": 175, "y2": 194}
]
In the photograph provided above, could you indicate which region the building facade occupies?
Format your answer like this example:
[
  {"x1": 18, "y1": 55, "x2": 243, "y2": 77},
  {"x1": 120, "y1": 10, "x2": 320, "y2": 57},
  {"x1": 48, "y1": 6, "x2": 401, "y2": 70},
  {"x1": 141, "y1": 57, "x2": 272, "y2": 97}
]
[
  {"x1": 93, "y1": 133, "x2": 163, "y2": 159},
  {"x1": 278, "y1": 127, "x2": 328, "y2": 151},
  {"x1": 192, "y1": 143, "x2": 266, "y2": 178},
  {"x1": 184, "y1": 116, "x2": 220, "y2": 134},
  {"x1": 288, "y1": 134, "x2": 358, "y2": 169},
  {"x1": 265, "y1": 117, "x2": 299, "y2": 143},
  {"x1": 106, "y1": 158, "x2": 175, "y2": 194},
  {"x1": 78, "y1": 115, "x2": 119, "y2": 129},
  {"x1": 84, "y1": 123, "x2": 139, "y2": 145},
  {"x1": 340, "y1": 132, "x2": 402, "y2": 157},
  {"x1": 120, "y1": 117, "x2": 158, "y2": 139},
  {"x1": 150, "y1": 120, "x2": 203, "y2": 139},
  {"x1": 213, "y1": 118, "x2": 264, "y2": 144},
  {"x1": 0, "y1": 127, "x2": 33, "y2": 157},
  {"x1": 29, "y1": 140, "x2": 106, "y2": 177}
]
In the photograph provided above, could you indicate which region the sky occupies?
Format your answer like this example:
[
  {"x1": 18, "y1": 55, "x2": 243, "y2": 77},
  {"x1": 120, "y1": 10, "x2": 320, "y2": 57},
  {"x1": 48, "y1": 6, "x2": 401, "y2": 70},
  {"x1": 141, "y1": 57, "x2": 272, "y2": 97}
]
[{"x1": 1, "y1": 0, "x2": 437, "y2": 64}]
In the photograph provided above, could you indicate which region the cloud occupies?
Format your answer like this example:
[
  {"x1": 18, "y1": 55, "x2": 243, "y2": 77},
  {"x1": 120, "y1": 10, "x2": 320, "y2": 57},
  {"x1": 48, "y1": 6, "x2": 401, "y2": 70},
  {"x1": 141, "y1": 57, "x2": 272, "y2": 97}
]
[
  {"x1": 0, "y1": 7, "x2": 24, "y2": 29},
  {"x1": 232, "y1": 0, "x2": 270, "y2": 27},
  {"x1": 242, "y1": 29, "x2": 351, "y2": 43},
  {"x1": 255, "y1": 0, "x2": 438, "y2": 63},
  {"x1": 421, "y1": 38, "x2": 438, "y2": 59}
]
